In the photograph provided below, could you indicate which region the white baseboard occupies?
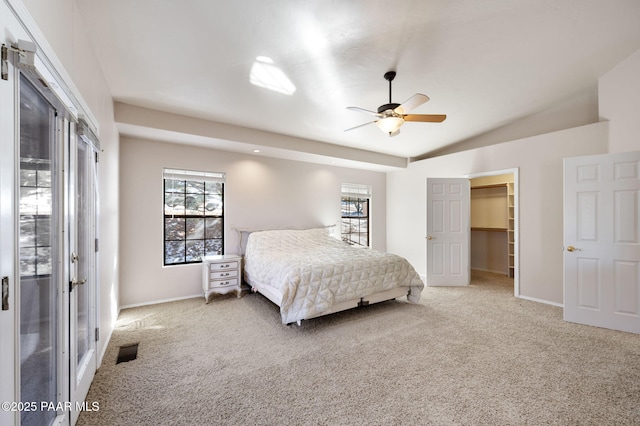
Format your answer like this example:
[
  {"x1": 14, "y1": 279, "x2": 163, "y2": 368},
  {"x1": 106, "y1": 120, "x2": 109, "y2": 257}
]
[
  {"x1": 516, "y1": 294, "x2": 563, "y2": 308},
  {"x1": 97, "y1": 325, "x2": 114, "y2": 368},
  {"x1": 119, "y1": 294, "x2": 202, "y2": 310}
]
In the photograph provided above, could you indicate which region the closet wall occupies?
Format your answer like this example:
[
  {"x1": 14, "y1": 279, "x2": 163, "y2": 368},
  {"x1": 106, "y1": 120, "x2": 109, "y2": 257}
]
[{"x1": 470, "y1": 173, "x2": 514, "y2": 276}]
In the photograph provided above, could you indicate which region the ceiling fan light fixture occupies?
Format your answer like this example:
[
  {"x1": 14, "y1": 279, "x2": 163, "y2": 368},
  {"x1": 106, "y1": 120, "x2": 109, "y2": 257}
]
[
  {"x1": 376, "y1": 116, "x2": 404, "y2": 135},
  {"x1": 345, "y1": 71, "x2": 445, "y2": 136}
]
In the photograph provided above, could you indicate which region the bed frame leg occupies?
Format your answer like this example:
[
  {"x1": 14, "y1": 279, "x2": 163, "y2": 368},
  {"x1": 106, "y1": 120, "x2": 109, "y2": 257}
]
[{"x1": 358, "y1": 298, "x2": 369, "y2": 307}]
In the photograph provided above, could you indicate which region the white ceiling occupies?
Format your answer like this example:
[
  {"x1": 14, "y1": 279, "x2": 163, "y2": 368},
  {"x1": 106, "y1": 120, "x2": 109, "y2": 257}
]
[{"x1": 76, "y1": 0, "x2": 640, "y2": 170}]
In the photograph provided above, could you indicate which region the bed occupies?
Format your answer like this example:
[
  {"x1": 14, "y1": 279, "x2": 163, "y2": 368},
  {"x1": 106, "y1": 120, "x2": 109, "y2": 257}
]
[{"x1": 242, "y1": 227, "x2": 424, "y2": 324}]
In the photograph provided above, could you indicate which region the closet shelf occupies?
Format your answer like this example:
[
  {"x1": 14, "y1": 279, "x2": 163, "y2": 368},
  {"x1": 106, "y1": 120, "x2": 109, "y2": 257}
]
[
  {"x1": 471, "y1": 227, "x2": 508, "y2": 232},
  {"x1": 471, "y1": 184, "x2": 508, "y2": 190}
]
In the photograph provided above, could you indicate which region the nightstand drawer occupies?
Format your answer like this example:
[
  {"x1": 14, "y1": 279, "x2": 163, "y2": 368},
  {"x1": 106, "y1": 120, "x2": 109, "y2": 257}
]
[
  {"x1": 209, "y1": 269, "x2": 238, "y2": 280},
  {"x1": 209, "y1": 278, "x2": 239, "y2": 289},
  {"x1": 209, "y1": 261, "x2": 239, "y2": 271}
]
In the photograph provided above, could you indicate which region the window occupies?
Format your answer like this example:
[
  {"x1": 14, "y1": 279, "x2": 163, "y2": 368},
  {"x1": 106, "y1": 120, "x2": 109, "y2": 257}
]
[
  {"x1": 341, "y1": 183, "x2": 371, "y2": 247},
  {"x1": 163, "y1": 168, "x2": 225, "y2": 265}
]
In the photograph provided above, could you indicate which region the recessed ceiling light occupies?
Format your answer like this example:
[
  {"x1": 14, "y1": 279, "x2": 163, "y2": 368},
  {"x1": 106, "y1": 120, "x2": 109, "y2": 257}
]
[{"x1": 253, "y1": 149, "x2": 261, "y2": 153}]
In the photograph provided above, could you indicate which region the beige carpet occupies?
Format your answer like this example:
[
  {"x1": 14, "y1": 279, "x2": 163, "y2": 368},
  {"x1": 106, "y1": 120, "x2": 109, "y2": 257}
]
[{"x1": 78, "y1": 271, "x2": 640, "y2": 425}]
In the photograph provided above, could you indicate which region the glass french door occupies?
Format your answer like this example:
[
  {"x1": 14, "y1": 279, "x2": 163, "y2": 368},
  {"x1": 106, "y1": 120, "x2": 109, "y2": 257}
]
[
  {"x1": 69, "y1": 124, "x2": 98, "y2": 424},
  {"x1": 18, "y1": 73, "x2": 66, "y2": 426},
  {"x1": 18, "y1": 70, "x2": 98, "y2": 425}
]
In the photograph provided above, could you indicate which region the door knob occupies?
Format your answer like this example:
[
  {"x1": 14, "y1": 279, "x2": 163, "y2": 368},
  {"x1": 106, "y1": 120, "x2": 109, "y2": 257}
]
[
  {"x1": 427, "y1": 236, "x2": 433, "y2": 240},
  {"x1": 566, "y1": 245, "x2": 581, "y2": 252}
]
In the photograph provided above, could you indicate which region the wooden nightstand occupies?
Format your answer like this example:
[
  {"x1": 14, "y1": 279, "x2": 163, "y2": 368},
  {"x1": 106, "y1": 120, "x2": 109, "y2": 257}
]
[{"x1": 202, "y1": 254, "x2": 242, "y2": 303}]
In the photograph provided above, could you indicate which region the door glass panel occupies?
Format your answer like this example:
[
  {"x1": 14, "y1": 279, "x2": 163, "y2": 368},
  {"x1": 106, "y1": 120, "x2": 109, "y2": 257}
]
[
  {"x1": 19, "y1": 75, "x2": 59, "y2": 426},
  {"x1": 76, "y1": 139, "x2": 90, "y2": 366}
]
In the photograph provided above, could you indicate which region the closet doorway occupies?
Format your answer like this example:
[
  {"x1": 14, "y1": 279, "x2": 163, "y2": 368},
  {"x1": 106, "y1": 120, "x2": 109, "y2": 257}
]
[{"x1": 467, "y1": 169, "x2": 519, "y2": 296}]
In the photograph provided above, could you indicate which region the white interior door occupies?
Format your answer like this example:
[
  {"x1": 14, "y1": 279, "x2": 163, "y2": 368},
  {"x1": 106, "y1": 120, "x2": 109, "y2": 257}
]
[
  {"x1": 426, "y1": 178, "x2": 471, "y2": 286},
  {"x1": 564, "y1": 151, "x2": 640, "y2": 334}
]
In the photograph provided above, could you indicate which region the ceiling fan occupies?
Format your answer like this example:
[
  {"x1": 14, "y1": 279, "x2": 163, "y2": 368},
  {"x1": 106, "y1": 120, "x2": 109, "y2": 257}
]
[{"x1": 345, "y1": 71, "x2": 446, "y2": 136}]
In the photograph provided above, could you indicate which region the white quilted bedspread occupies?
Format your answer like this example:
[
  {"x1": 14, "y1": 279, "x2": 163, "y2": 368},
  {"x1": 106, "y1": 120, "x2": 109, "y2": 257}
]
[{"x1": 243, "y1": 228, "x2": 424, "y2": 324}]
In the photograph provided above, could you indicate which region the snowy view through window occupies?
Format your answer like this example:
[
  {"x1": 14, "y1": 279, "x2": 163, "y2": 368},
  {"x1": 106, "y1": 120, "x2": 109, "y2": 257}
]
[
  {"x1": 341, "y1": 197, "x2": 369, "y2": 247},
  {"x1": 164, "y1": 178, "x2": 224, "y2": 265}
]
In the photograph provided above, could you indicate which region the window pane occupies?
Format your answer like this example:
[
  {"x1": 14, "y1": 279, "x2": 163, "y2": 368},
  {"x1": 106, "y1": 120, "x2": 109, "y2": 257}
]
[
  {"x1": 186, "y1": 218, "x2": 205, "y2": 240},
  {"x1": 205, "y1": 194, "x2": 222, "y2": 216},
  {"x1": 164, "y1": 193, "x2": 185, "y2": 215},
  {"x1": 38, "y1": 170, "x2": 51, "y2": 187},
  {"x1": 36, "y1": 217, "x2": 51, "y2": 246},
  {"x1": 360, "y1": 201, "x2": 368, "y2": 216},
  {"x1": 36, "y1": 247, "x2": 52, "y2": 275},
  {"x1": 36, "y1": 188, "x2": 52, "y2": 215},
  {"x1": 205, "y1": 217, "x2": 222, "y2": 239},
  {"x1": 21, "y1": 169, "x2": 37, "y2": 186},
  {"x1": 165, "y1": 241, "x2": 185, "y2": 265},
  {"x1": 205, "y1": 239, "x2": 223, "y2": 256},
  {"x1": 186, "y1": 240, "x2": 204, "y2": 262},
  {"x1": 20, "y1": 217, "x2": 36, "y2": 247},
  {"x1": 185, "y1": 194, "x2": 204, "y2": 215},
  {"x1": 20, "y1": 187, "x2": 38, "y2": 215},
  {"x1": 165, "y1": 218, "x2": 185, "y2": 240},
  {"x1": 165, "y1": 179, "x2": 185, "y2": 193},
  {"x1": 205, "y1": 181, "x2": 223, "y2": 194},
  {"x1": 186, "y1": 181, "x2": 204, "y2": 194},
  {"x1": 19, "y1": 247, "x2": 36, "y2": 276}
]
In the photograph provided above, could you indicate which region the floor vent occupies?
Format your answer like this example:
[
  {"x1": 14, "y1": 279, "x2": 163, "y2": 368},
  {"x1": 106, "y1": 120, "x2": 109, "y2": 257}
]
[{"x1": 116, "y1": 343, "x2": 139, "y2": 364}]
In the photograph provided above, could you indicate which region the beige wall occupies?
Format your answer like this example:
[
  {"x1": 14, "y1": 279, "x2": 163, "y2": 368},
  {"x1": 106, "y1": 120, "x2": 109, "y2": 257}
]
[
  {"x1": 599, "y1": 47, "x2": 640, "y2": 154},
  {"x1": 119, "y1": 137, "x2": 387, "y2": 307}
]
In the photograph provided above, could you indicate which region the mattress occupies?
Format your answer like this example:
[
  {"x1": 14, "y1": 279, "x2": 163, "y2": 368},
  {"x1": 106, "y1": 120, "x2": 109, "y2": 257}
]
[{"x1": 243, "y1": 228, "x2": 424, "y2": 324}]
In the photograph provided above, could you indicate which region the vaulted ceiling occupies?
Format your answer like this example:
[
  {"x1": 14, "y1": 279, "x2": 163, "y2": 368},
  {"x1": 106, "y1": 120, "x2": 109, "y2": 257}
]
[{"x1": 76, "y1": 0, "x2": 640, "y2": 170}]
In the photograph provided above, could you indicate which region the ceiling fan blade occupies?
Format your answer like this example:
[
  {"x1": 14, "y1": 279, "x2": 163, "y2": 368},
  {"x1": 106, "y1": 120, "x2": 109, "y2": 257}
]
[
  {"x1": 394, "y1": 93, "x2": 430, "y2": 114},
  {"x1": 403, "y1": 114, "x2": 447, "y2": 123},
  {"x1": 346, "y1": 106, "x2": 382, "y2": 117},
  {"x1": 344, "y1": 120, "x2": 377, "y2": 132}
]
